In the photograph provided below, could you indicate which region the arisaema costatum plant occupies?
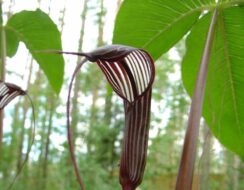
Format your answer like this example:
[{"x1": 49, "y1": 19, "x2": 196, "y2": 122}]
[
  {"x1": 52, "y1": 45, "x2": 155, "y2": 190},
  {"x1": 0, "y1": 80, "x2": 35, "y2": 190},
  {"x1": 0, "y1": 81, "x2": 26, "y2": 109}
]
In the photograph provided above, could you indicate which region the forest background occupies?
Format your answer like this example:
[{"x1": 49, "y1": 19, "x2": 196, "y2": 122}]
[{"x1": 0, "y1": 0, "x2": 243, "y2": 190}]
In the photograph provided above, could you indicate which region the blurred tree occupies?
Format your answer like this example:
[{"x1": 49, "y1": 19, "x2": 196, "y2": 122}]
[
  {"x1": 0, "y1": 1, "x2": 6, "y2": 152},
  {"x1": 199, "y1": 123, "x2": 213, "y2": 190}
]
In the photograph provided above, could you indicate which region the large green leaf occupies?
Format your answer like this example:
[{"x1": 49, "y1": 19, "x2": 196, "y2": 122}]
[
  {"x1": 5, "y1": 27, "x2": 19, "y2": 57},
  {"x1": 113, "y1": 0, "x2": 216, "y2": 60},
  {"x1": 5, "y1": 9, "x2": 64, "y2": 94},
  {"x1": 182, "y1": 7, "x2": 244, "y2": 159},
  {"x1": 113, "y1": 0, "x2": 244, "y2": 158}
]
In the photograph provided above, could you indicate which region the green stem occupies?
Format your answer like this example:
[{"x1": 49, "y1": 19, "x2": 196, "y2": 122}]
[
  {"x1": 0, "y1": 0, "x2": 6, "y2": 157},
  {"x1": 175, "y1": 9, "x2": 218, "y2": 190},
  {"x1": 219, "y1": 0, "x2": 244, "y2": 8},
  {"x1": 176, "y1": 0, "x2": 244, "y2": 14}
]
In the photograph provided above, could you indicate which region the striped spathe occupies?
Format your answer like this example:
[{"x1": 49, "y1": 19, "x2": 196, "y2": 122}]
[
  {"x1": 0, "y1": 80, "x2": 26, "y2": 110},
  {"x1": 97, "y1": 49, "x2": 154, "y2": 103},
  {"x1": 94, "y1": 47, "x2": 155, "y2": 190},
  {"x1": 65, "y1": 45, "x2": 155, "y2": 190}
]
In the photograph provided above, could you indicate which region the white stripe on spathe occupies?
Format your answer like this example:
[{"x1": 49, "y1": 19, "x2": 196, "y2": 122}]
[
  {"x1": 105, "y1": 61, "x2": 127, "y2": 99},
  {"x1": 132, "y1": 52, "x2": 146, "y2": 91},
  {"x1": 3, "y1": 91, "x2": 19, "y2": 107},
  {"x1": 136, "y1": 51, "x2": 150, "y2": 85},
  {"x1": 114, "y1": 62, "x2": 132, "y2": 102},
  {"x1": 0, "y1": 85, "x2": 9, "y2": 96},
  {"x1": 98, "y1": 49, "x2": 153, "y2": 104},
  {"x1": 99, "y1": 62, "x2": 120, "y2": 91},
  {"x1": 126, "y1": 54, "x2": 141, "y2": 94},
  {"x1": 139, "y1": 51, "x2": 151, "y2": 84},
  {"x1": 128, "y1": 53, "x2": 143, "y2": 94},
  {"x1": 0, "y1": 91, "x2": 19, "y2": 108}
]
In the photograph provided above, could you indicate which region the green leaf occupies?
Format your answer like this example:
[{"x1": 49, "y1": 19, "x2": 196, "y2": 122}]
[
  {"x1": 6, "y1": 9, "x2": 64, "y2": 94},
  {"x1": 113, "y1": 0, "x2": 216, "y2": 60},
  {"x1": 5, "y1": 27, "x2": 19, "y2": 57},
  {"x1": 182, "y1": 7, "x2": 244, "y2": 159}
]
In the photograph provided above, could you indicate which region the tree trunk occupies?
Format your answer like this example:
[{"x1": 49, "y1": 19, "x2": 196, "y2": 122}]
[
  {"x1": 97, "y1": 0, "x2": 104, "y2": 47},
  {"x1": 0, "y1": 1, "x2": 6, "y2": 156},
  {"x1": 6, "y1": 0, "x2": 14, "y2": 19},
  {"x1": 9, "y1": 101, "x2": 21, "y2": 172},
  {"x1": 200, "y1": 124, "x2": 212, "y2": 190},
  {"x1": 42, "y1": 95, "x2": 55, "y2": 190},
  {"x1": 87, "y1": 89, "x2": 98, "y2": 154},
  {"x1": 38, "y1": 103, "x2": 48, "y2": 190},
  {"x1": 224, "y1": 151, "x2": 241, "y2": 190},
  {"x1": 16, "y1": 59, "x2": 33, "y2": 174},
  {"x1": 232, "y1": 155, "x2": 240, "y2": 190},
  {"x1": 16, "y1": 105, "x2": 28, "y2": 172},
  {"x1": 116, "y1": 0, "x2": 122, "y2": 12}
]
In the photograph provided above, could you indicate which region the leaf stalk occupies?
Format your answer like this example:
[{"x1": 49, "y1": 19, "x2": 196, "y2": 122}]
[{"x1": 175, "y1": 9, "x2": 218, "y2": 190}]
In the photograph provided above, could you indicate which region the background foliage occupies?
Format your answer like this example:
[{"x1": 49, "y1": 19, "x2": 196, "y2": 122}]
[{"x1": 0, "y1": 0, "x2": 243, "y2": 190}]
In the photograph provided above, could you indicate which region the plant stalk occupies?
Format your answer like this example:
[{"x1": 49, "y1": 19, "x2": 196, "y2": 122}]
[
  {"x1": 123, "y1": 186, "x2": 134, "y2": 190},
  {"x1": 175, "y1": 9, "x2": 218, "y2": 190},
  {"x1": 67, "y1": 58, "x2": 87, "y2": 190},
  {"x1": 0, "y1": 0, "x2": 6, "y2": 155}
]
